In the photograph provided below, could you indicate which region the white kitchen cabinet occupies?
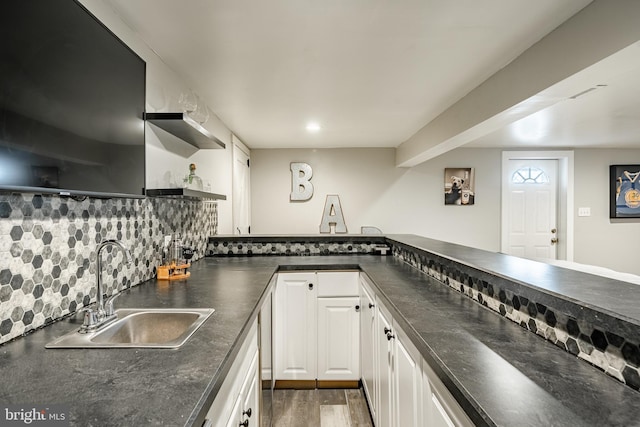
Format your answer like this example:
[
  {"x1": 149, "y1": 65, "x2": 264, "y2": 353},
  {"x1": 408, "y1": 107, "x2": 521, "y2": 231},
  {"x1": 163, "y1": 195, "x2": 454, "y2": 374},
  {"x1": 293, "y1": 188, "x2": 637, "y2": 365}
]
[
  {"x1": 225, "y1": 350, "x2": 260, "y2": 427},
  {"x1": 241, "y1": 352, "x2": 260, "y2": 427},
  {"x1": 367, "y1": 277, "x2": 468, "y2": 427},
  {"x1": 430, "y1": 392, "x2": 456, "y2": 427},
  {"x1": 376, "y1": 300, "x2": 422, "y2": 427},
  {"x1": 224, "y1": 397, "x2": 243, "y2": 427},
  {"x1": 274, "y1": 272, "x2": 317, "y2": 381},
  {"x1": 393, "y1": 323, "x2": 422, "y2": 427},
  {"x1": 422, "y1": 356, "x2": 474, "y2": 427},
  {"x1": 259, "y1": 286, "x2": 273, "y2": 427},
  {"x1": 317, "y1": 296, "x2": 360, "y2": 381},
  {"x1": 205, "y1": 319, "x2": 259, "y2": 427},
  {"x1": 274, "y1": 271, "x2": 360, "y2": 383},
  {"x1": 317, "y1": 271, "x2": 359, "y2": 296},
  {"x1": 376, "y1": 302, "x2": 394, "y2": 427},
  {"x1": 359, "y1": 275, "x2": 377, "y2": 421}
]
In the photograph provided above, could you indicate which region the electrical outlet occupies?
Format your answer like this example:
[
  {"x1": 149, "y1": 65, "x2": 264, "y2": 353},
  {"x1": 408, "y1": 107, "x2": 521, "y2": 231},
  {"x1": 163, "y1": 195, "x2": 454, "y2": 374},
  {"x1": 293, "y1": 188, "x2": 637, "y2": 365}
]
[
  {"x1": 578, "y1": 207, "x2": 591, "y2": 217},
  {"x1": 164, "y1": 235, "x2": 172, "y2": 247}
]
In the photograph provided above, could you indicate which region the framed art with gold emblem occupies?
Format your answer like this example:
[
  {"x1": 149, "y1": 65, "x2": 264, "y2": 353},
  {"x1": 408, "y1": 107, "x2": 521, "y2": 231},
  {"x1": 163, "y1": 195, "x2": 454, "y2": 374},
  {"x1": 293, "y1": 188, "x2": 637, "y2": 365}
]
[{"x1": 610, "y1": 165, "x2": 640, "y2": 218}]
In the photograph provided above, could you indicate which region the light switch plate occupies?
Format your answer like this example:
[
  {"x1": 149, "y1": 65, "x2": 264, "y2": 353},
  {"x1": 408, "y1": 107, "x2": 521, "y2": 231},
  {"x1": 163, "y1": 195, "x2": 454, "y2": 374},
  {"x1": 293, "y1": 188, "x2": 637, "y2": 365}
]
[{"x1": 578, "y1": 207, "x2": 591, "y2": 217}]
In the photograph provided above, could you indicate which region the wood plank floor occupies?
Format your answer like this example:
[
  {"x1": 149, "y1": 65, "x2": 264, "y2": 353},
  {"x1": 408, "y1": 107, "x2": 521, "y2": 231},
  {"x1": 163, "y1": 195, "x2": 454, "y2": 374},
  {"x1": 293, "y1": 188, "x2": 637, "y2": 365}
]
[{"x1": 273, "y1": 388, "x2": 374, "y2": 427}]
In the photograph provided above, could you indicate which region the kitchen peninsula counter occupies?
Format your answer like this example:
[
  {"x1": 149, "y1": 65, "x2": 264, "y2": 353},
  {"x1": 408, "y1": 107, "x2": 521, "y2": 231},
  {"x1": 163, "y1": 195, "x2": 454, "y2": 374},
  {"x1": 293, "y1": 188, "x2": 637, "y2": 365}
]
[{"x1": 1, "y1": 250, "x2": 639, "y2": 426}]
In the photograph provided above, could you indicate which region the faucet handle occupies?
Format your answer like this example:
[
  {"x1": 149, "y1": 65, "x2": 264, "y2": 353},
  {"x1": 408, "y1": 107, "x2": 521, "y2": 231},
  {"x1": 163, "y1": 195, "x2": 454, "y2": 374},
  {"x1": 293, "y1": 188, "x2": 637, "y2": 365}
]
[
  {"x1": 104, "y1": 292, "x2": 122, "y2": 316},
  {"x1": 80, "y1": 308, "x2": 99, "y2": 333}
]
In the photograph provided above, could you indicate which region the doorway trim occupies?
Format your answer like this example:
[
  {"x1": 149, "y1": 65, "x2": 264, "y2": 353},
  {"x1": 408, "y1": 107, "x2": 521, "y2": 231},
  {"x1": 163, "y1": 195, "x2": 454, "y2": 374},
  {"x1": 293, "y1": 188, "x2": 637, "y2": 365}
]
[
  {"x1": 232, "y1": 135, "x2": 251, "y2": 235},
  {"x1": 501, "y1": 151, "x2": 574, "y2": 261}
]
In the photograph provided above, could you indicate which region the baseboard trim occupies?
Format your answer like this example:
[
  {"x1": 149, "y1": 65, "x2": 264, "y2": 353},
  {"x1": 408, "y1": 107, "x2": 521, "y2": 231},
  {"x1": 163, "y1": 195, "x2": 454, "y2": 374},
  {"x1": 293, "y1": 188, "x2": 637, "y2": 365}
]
[
  {"x1": 317, "y1": 380, "x2": 359, "y2": 389},
  {"x1": 274, "y1": 380, "x2": 317, "y2": 389},
  {"x1": 274, "y1": 379, "x2": 360, "y2": 389}
]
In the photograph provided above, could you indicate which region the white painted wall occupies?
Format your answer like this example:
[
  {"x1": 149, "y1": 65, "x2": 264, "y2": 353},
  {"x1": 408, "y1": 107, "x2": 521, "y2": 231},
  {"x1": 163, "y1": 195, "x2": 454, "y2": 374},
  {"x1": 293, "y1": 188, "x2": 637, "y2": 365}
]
[
  {"x1": 250, "y1": 148, "x2": 502, "y2": 250},
  {"x1": 73, "y1": 1, "x2": 640, "y2": 271},
  {"x1": 252, "y1": 146, "x2": 640, "y2": 275},
  {"x1": 574, "y1": 149, "x2": 640, "y2": 274},
  {"x1": 78, "y1": 0, "x2": 234, "y2": 233}
]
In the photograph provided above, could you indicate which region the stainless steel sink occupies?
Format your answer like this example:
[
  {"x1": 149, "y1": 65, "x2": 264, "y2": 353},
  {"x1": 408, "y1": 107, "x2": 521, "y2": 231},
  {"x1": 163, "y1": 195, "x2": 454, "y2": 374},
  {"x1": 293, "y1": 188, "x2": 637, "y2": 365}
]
[{"x1": 46, "y1": 308, "x2": 214, "y2": 349}]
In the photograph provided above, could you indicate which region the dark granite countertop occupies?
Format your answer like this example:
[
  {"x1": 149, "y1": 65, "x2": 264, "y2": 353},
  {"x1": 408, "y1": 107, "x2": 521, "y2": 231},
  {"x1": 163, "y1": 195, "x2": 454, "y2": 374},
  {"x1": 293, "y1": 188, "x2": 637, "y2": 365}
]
[
  {"x1": 0, "y1": 257, "x2": 278, "y2": 426},
  {"x1": 386, "y1": 234, "x2": 640, "y2": 325},
  {"x1": 1, "y1": 254, "x2": 639, "y2": 426}
]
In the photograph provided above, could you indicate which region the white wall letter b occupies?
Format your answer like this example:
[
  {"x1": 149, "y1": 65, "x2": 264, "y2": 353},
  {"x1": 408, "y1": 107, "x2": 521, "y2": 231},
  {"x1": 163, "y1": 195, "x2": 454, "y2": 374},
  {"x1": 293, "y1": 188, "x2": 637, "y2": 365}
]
[{"x1": 290, "y1": 162, "x2": 313, "y2": 201}]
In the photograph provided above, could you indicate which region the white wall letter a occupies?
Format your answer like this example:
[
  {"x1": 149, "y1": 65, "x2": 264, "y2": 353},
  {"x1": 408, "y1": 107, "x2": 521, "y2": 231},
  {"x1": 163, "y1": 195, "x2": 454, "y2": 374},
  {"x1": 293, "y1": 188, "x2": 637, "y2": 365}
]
[{"x1": 319, "y1": 195, "x2": 347, "y2": 233}]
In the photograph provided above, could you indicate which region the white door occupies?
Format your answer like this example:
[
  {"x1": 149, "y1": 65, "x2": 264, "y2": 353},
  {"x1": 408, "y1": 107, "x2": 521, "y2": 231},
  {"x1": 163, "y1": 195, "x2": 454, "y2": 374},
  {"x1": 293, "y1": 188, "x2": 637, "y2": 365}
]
[
  {"x1": 274, "y1": 273, "x2": 317, "y2": 380},
  {"x1": 360, "y1": 278, "x2": 377, "y2": 421},
  {"x1": 317, "y1": 297, "x2": 360, "y2": 381},
  {"x1": 233, "y1": 144, "x2": 251, "y2": 235},
  {"x1": 504, "y1": 159, "x2": 558, "y2": 260}
]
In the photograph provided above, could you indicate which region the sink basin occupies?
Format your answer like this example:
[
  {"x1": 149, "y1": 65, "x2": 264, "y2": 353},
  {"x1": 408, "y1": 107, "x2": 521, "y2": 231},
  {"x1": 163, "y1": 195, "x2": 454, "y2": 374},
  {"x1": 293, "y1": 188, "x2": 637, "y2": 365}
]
[{"x1": 45, "y1": 308, "x2": 214, "y2": 349}]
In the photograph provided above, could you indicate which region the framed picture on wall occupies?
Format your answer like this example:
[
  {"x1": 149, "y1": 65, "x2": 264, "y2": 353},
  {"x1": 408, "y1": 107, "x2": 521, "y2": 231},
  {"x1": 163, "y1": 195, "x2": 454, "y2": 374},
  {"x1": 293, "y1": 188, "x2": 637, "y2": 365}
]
[
  {"x1": 444, "y1": 168, "x2": 475, "y2": 205},
  {"x1": 610, "y1": 165, "x2": 640, "y2": 218}
]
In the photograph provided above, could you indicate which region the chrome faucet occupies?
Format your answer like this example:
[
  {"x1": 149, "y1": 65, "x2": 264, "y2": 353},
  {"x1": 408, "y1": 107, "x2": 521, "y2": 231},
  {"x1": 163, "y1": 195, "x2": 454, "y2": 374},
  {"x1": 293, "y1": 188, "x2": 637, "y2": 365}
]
[{"x1": 80, "y1": 239, "x2": 132, "y2": 333}]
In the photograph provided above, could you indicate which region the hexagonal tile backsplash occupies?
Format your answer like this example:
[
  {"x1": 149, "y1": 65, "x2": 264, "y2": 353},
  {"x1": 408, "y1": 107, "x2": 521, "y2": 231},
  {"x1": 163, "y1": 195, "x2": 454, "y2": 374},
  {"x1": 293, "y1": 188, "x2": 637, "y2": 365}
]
[
  {"x1": 391, "y1": 243, "x2": 640, "y2": 392},
  {"x1": 0, "y1": 193, "x2": 218, "y2": 345}
]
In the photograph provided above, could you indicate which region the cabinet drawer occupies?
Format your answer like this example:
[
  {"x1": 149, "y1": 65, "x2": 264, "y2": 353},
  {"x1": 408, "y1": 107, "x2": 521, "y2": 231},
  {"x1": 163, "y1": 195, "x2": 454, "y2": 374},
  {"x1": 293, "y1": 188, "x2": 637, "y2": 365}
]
[{"x1": 317, "y1": 271, "x2": 359, "y2": 296}]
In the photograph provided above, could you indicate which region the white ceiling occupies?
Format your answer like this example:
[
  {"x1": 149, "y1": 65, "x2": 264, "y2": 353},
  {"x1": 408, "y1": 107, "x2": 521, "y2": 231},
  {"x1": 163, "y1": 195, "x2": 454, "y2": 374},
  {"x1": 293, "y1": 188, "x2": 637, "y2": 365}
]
[
  {"x1": 106, "y1": 0, "x2": 625, "y2": 152},
  {"x1": 467, "y1": 40, "x2": 640, "y2": 149}
]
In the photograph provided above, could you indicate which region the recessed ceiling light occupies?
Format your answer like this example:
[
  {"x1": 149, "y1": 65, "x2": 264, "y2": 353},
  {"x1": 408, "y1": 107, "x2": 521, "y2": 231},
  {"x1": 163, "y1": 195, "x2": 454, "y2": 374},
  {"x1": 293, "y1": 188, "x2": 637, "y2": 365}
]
[{"x1": 306, "y1": 122, "x2": 321, "y2": 133}]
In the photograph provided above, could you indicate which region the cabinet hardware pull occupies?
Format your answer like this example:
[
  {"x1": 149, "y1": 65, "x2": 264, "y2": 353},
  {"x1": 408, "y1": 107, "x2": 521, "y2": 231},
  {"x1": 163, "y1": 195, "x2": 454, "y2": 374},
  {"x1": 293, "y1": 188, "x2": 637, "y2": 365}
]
[
  {"x1": 308, "y1": 283, "x2": 314, "y2": 290},
  {"x1": 384, "y1": 327, "x2": 392, "y2": 335},
  {"x1": 243, "y1": 408, "x2": 252, "y2": 418},
  {"x1": 386, "y1": 332, "x2": 395, "y2": 341},
  {"x1": 240, "y1": 420, "x2": 249, "y2": 427},
  {"x1": 369, "y1": 303, "x2": 375, "y2": 309},
  {"x1": 355, "y1": 305, "x2": 360, "y2": 311}
]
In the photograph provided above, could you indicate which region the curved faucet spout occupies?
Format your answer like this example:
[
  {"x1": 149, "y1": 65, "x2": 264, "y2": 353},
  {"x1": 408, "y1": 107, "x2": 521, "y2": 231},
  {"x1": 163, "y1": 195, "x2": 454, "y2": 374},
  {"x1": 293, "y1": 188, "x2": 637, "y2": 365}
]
[{"x1": 96, "y1": 240, "x2": 132, "y2": 316}]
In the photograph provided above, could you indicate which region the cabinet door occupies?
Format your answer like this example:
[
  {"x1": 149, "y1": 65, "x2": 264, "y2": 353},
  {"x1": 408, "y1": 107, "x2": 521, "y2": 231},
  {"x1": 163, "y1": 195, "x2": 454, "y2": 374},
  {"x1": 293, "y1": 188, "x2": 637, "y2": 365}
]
[
  {"x1": 423, "y1": 359, "x2": 474, "y2": 427},
  {"x1": 240, "y1": 351, "x2": 260, "y2": 427},
  {"x1": 317, "y1": 297, "x2": 360, "y2": 381},
  {"x1": 206, "y1": 319, "x2": 258, "y2": 427},
  {"x1": 393, "y1": 325, "x2": 422, "y2": 427},
  {"x1": 225, "y1": 397, "x2": 242, "y2": 427},
  {"x1": 430, "y1": 393, "x2": 456, "y2": 427},
  {"x1": 359, "y1": 276, "x2": 377, "y2": 420},
  {"x1": 422, "y1": 367, "x2": 456, "y2": 427},
  {"x1": 376, "y1": 303, "x2": 394, "y2": 427},
  {"x1": 275, "y1": 272, "x2": 317, "y2": 380}
]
